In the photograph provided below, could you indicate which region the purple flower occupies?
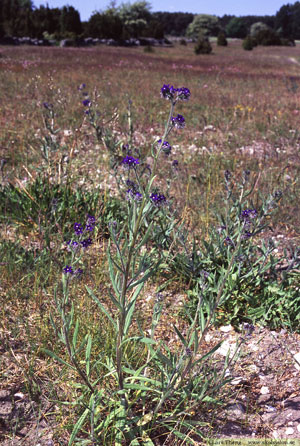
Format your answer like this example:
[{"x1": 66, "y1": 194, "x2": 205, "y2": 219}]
[
  {"x1": 78, "y1": 83, "x2": 86, "y2": 90},
  {"x1": 67, "y1": 240, "x2": 80, "y2": 251},
  {"x1": 177, "y1": 87, "x2": 191, "y2": 101},
  {"x1": 81, "y1": 237, "x2": 93, "y2": 248},
  {"x1": 225, "y1": 236, "x2": 234, "y2": 246},
  {"x1": 172, "y1": 159, "x2": 179, "y2": 168},
  {"x1": 87, "y1": 215, "x2": 96, "y2": 224},
  {"x1": 171, "y1": 114, "x2": 185, "y2": 129},
  {"x1": 241, "y1": 209, "x2": 258, "y2": 220},
  {"x1": 74, "y1": 223, "x2": 84, "y2": 235},
  {"x1": 126, "y1": 189, "x2": 143, "y2": 201},
  {"x1": 63, "y1": 265, "x2": 74, "y2": 274},
  {"x1": 161, "y1": 84, "x2": 177, "y2": 100},
  {"x1": 158, "y1": 139, "x2": 172, "y2": 155},
  {"x1": 82, "y1": 99, "x2": 91, "y2": 107},
  {"x1": 85, "y1": 224, "x2": 94, "y2": 232},
  {"x1": 242, "y1": 231, "x2": 253, "y2": 239},
  {"x1": 74, "y1": 268, "x2": 83, "y2": 277},
  {"x1": 43, "y1": 102, "x2": 53, "y2": 109},
  {"x1": 150, "y1": 192, "x2": 167, "y2": 206},
  {"x1": 122, "y1": 155, "x2": 140, "y2": 167}
]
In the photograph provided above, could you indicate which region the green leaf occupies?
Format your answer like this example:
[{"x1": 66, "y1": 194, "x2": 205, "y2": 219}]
[
  {"x1": 72, "y1": 319, "x2": 79, "y2": 350},
  {"x1": 68, "y1": 408, "x2": 89, "y2": 445},
  {"x1": 173, "y1": 324, "x2": 187, "y2": 347},
  {"x1": 108, "y1": 249, "x2": 121, "y2": 297},
  {"x1": 85, "y1": 286, "x2": 117, "y2": 330},
  {"x1": 42, "y1": 348, "x2": 76, "y2": 370},
  {"x1": 85, "y1": 334, "x2": 92, "y2": 377}
]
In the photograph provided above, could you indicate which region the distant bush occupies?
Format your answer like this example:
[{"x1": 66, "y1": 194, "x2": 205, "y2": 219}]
[
  {"x1": 217, "y1": 31, "x2": 228, "y2": 46},
  {"x1": 242, "y1": 35, "x2": 255, "y2": 50},
  {"x1": 255, "y1": 28, "x2": 281, "y2": 46},
  {"x1": 179, "y1": 38, "x2": 187, "y2": 45},
  {"x1": 194, "y1": 33, "x2": 212, "y2": 54},
  {"x1": 143, "y1": 44, "x2": 154, "y2": 53}
]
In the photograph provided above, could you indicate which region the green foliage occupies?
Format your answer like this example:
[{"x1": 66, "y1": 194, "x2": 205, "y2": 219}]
[
  {"x1": 250, "y1": 21, "x2": 270, "y2": 37},
  {"x1": 225, "y1": 17, "x2": 247, "y2": 38},
  {"x1": 194, "y1": 33, "x2": 212, "y2": 54},
  {"x1": 217, "y1": 31, "x2": 228, "y2": 46},
  {"x1": 242, "y1": 35, "x2": 255, "y2": 51},
  {"x1": 0, "y1": 176, "x2": 125, "y2": 241},
  {"x1": 179, "y1": 173, "x2": 300, "y2": 331},
  {"x1": 143, "y1": 44, "x2": 154, "y2": 52},
  {"x1": 118, "y1": 1, "x2": 151, "y2": 38},
  {"x1": 186, "y1": 14, "x2": 220, "y2": 39},
  {"x1": 152, "y1": 11, "x2": 194, "y2": 36},
  {"x1": 47, "y1": 88, "x2": 240, "y2": 445}
]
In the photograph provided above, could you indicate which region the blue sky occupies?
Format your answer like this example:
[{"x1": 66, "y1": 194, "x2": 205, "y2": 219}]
[{"x1": 33, "y1": 0, "x2": 287, "y2": 22}]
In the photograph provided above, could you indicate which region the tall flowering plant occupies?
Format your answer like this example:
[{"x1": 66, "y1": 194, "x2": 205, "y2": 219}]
[{"x1": 51, "y1": 84, "x2": 243, "y2": 445}]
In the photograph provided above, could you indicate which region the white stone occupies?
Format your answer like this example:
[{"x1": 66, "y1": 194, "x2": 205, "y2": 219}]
[
  {"x1": 231, "y1": 377, "x2": 245, "y2": 385},
  {"x1": 293, "y1": 352, "x2": 300, "y2": 371},
  {"x1": 260, "y1": 386, "x2": 270, "y2": 395},
  {"x1": 297, "y1": 424, "x2": 300, "y2": 433},
  {"x1": 285, "y1": 427, "x2": 294, "y2": 435},
  {"x1": 216, "y1": 340, "x2": 236, "y2": 358},
  {"x1": 220, "y1": 325, "x2": 234, "y2": 333}
]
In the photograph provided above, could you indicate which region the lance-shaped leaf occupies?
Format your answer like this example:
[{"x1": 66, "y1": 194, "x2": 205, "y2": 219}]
[{"x1": 85, "y1": 286, "x2": 117, "y2": 330}]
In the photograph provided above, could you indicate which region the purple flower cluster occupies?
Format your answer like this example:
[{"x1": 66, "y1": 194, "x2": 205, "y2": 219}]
[
  {"x1": 171, "y1": 114, "x2": 185, "y2": 129},
  {"x1": 122, "y1": 155, "x2": 140, "y2": 168},
  {"x1": 160, "y1": 84, "x2": 191, "y2": 102},
  {"x1": 126, "y1": 189, "x2": 143, "y2": 201},
  {"x1": 150, "y1": 192, "x2": 167, "y2": 206},
  {"x1": 43, "y1": 102, "x2": 53, "y2": 110},
  {"x1": 82, "y1": 99, "x2": 91, "y2": 107},
  {"x1": 64, "y1": 215, "x2": 96, "y2": 274},
  {"x1": 63, "y1": 265, "x2": 83, "y2": 276},
  {"x1": 241, "y1": 209, "x2": 258, "y2": 220},
  {"x1": 157, "y1": 139, "x2": 172, "y2": 155}
]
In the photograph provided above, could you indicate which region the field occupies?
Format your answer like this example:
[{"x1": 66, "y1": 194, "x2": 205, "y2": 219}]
[{"x1": 0, "y1": 40, "x2": 300, "y2": 445}]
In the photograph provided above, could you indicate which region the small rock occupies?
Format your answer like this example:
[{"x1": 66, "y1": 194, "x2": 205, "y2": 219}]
[
  {"x1": 258, "y1": 394, "x2": 272, "y2": 404},
  {"x1": 231, "y1": 376, "x2": 246, "y2": 385},
  {"x1": 285, "y1": 427, "x2": 294, "y2": 435},
  {"x1": 14, "y1": 392, "x2": 25, "y2": 400},
  {"x1": 220, "y1": 325, "x2": 234, "y2": 333},
  {"x1": 216, "y1": 340, "x2": 236, "y2": 358},
  {"x1": 297, "y1": 424, "x2": 300, "y2": 433},
  {"x1": 225, "y1": 402, "x2": 247, "y2": 419},
  {"x1": 0, "y1": 390, "x2": 10, "y2": 400},
  {"x1": 260, "y1": 386, "x2": 270, "y2": 395},
  {"x1": 293, "y1": 352, "x2": 300, "y2": 371}
]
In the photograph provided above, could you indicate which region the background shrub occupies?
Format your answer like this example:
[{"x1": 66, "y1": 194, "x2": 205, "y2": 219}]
[
  {"x1": 242, "y1": 35, "x2": 255, "y2": 50},
  {"x1": 217, "y1": 31, "x2": 228, "y2": 46},
  {"x1": 194, "y1": 33, "x2": 212, "y2": 54}
]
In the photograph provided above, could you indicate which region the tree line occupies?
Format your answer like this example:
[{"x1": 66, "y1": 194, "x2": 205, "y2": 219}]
[{"x1": 1, "y1": 0, "x2": 300, "y2": 42}]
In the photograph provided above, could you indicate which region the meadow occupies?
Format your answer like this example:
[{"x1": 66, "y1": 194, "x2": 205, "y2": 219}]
[{"x1": 0, "y1": 40, "x2": 300, "y2": 445}]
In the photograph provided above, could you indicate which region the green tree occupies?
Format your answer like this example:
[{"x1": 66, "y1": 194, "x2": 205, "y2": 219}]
[
  {"x1": 250, "y1": 21, "x2": 270, "y2": 37},
  {"x1": 186, "y1": 14, "x2": 220, "y2": 38},
  {"x1": 117, "y1": 1, "x2": 151, "y2": 37},
  {"x1": 194, "y1": 32, "x2": 212, "y2": 54},
  {"x1": 60, "y1": 6, "x2": 82, "y2": 36},
  {"x1": 217, "y1": 30, "x2": 228, "y2": 46},
  {"x1": 275, "y1": 4, "x2": 293, "y2": 38},
  {"x1": 225, "y1": 17, "x2": 247, "y2": 38},
  {"x1": 87, "y1": 10, "x2": 123, "y2": 39}
]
